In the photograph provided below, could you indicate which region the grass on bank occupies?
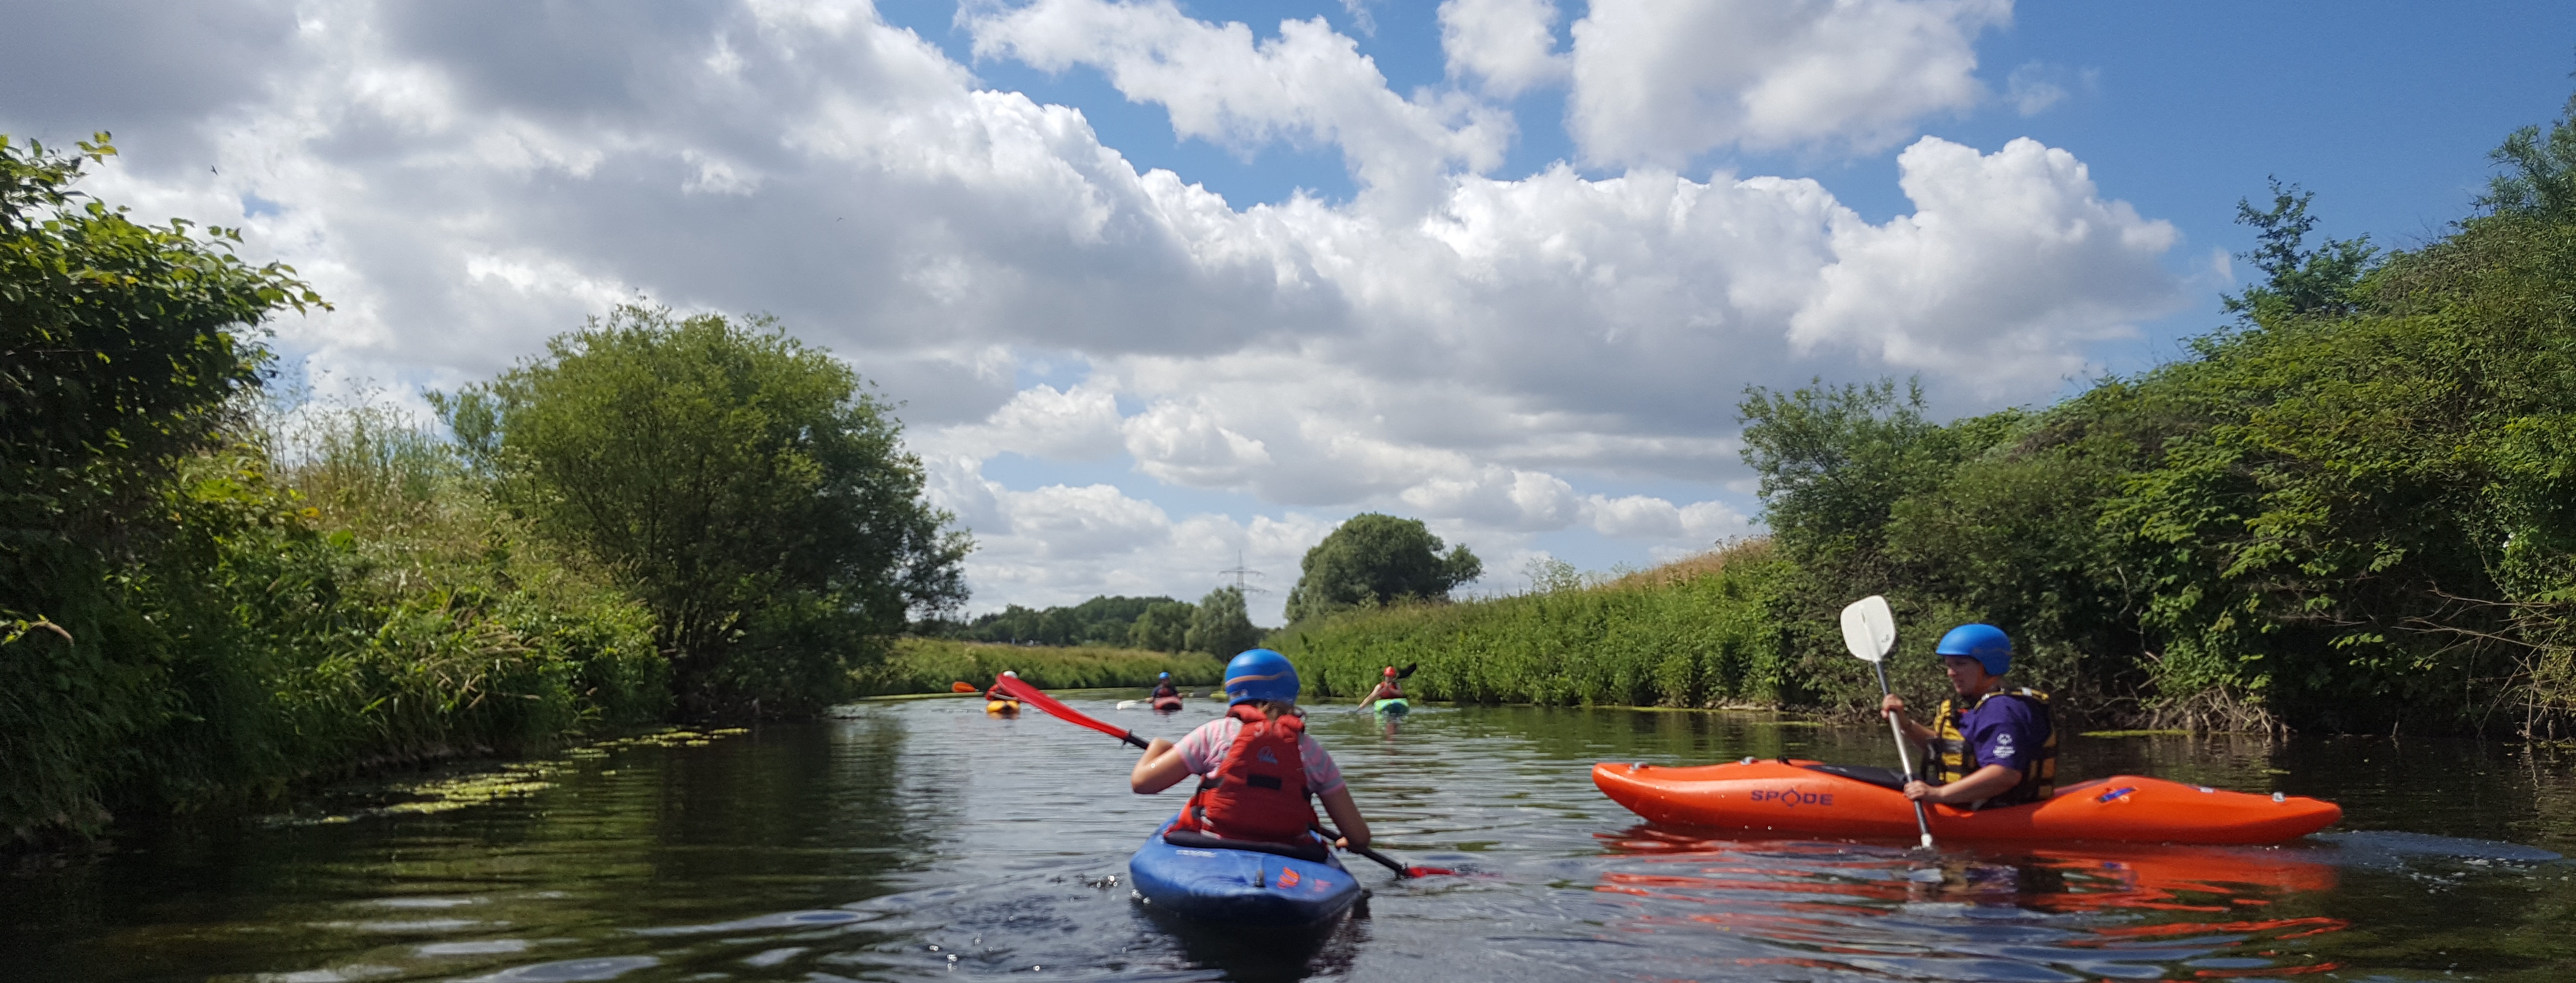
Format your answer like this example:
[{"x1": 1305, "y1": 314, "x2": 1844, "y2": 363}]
[
  {"x1": 1274, "y1": 541, "x2": 1794, "y2": 709},
  {"x1": 853, "y1": 637, "x2": 1225, "y2": 696}
]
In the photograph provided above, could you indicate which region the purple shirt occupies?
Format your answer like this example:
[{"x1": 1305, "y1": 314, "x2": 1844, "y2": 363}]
[{"x1": 1956, "y1": 691, "x2": 2049, "y2": 774}]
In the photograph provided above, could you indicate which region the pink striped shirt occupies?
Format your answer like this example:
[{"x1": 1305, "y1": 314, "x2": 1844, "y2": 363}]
[{"x1": 1174, "y1": 715, "x2": 1346, "y2": 796}]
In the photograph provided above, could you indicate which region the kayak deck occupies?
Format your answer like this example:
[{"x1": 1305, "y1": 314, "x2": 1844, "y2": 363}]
[
  {"x1": 1129, "y1": 819, "x2": 1364, "y2": 927},
  {"x1": 1593, "y1": 758, "x2": 2341, "y2": 845},
  {"x1": 1372, "y1": 698, "x2": 1410, "y2": 714}
]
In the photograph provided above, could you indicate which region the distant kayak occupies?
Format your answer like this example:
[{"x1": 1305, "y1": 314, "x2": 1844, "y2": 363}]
[
  {"x1": 985, "y1": 699, "x2": 1021, "y2": 715},
  {"x1": 1128, "y1": 817, "x2": 1363, "y2": 927},
  {"x1": 1371, "y1": 698, "x2": 1410, "y2": 715},
  {"x1": 1152, "y1": 695, "x2": 1184, "y2": 712},
  {"x1": 1593, "y1": 758, "x2": 2341, "y2": 846}
]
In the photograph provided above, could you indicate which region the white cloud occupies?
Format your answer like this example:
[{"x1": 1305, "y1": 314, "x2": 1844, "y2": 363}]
[
  {"x1": 9, "y1": 0, "x2": 2187, "y2": 615},
  {"x1": 967, "y1": 0, "x2": 1512, "y2": 211},
  {"x1": 1439, "y1": 0, "x2": 1567, "y2": 98},
  {"x1": 1566, "y1": 0, "x2": 2011, "y2": 165},
  {"x1": 1791, "y1": 137, "x2": 2183, "y2": 390}
]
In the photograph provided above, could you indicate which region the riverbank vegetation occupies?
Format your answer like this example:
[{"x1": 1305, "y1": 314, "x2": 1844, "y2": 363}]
[
  {"x1": 852, "y1": 638, "x2": 1224, "y2": 696},
  {"x1": 2, "y1": 136, "x2": 963, "y2": 845},
  {"x1": 1288, "y1": 95, "x2": 2576, "y2": 738}
]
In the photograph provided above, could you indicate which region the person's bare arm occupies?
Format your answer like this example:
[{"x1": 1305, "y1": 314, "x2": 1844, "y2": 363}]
[
  {"x1": 1131, "y1": 738, "x2": 1193, "y2": 794},
  {"x1": 1317, "y1": 786, "x2": 1369, "y2": 850},
  {"x1": 1902, "y1": 764, "x2": 2019, "y2": 805}
]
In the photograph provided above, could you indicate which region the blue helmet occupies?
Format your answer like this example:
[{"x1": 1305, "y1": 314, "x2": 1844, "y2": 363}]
[
  {"x1": 1158, "y1": 671, "x2": 1170, "y2": 680},
  {"x1": 1934, "y1": 624, "x2": 2012, "y2": 676},
  {"x1": 1223, "y1": 648, "x2": 1299, "y2": 705}
]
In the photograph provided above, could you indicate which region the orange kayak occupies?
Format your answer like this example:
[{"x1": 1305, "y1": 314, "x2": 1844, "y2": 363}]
[{"x1": 1592, "y1": 758, "x2": 2341, "y2": 845}]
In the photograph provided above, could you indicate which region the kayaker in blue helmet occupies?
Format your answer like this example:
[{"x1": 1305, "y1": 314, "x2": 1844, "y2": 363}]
[
  {"x1": 1151, "y1": 671, "x2": 1179, "y2": 700},
  {"x1": 1879, "y1": 624, "x2": 2058, "y2": 810},
  {"x1": 1129, "y1": 649, "x2": 1374, "y2": 850}
]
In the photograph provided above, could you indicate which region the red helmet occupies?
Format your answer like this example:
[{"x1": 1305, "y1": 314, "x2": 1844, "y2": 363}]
[{"x1": 1383, "y1": 666, "x2": 1398, "y2": 677}]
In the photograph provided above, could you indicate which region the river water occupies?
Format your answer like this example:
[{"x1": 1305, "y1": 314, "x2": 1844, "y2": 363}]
[{"x1": 8, "y1": 694, "x2": 2575, "y2": 982}]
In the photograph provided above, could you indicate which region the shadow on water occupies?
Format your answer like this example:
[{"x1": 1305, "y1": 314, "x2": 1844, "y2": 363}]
[{"x1": 7, "y1": 694, "x2": 2576, "y2": 981}]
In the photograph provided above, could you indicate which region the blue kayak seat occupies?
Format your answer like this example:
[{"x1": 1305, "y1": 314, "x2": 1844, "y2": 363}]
[{"x1": 1161, "y1": 828, "x2": 1332, "y2": 863}]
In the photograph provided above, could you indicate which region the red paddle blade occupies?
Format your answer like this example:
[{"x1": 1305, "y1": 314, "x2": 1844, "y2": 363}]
[
  {"x1": 950, "y1": 681, "x2": 978, "y2": 693},
  {"x1": 1405, "y1": 866, "x2": 1457, "y2": 877},
  {"x1": 991, "y1": 676, "x2": 1143, "y2": 746}
]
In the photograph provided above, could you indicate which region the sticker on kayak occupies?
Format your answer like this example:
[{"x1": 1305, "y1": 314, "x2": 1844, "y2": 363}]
[
  {"x1": 1277, "y1": 868, "x2": 1301, "y2": 887},
  {"x1": 1748, "y1": 789, "x2": 1835, "y2": 808},
  {"x1": 1175, "y1": 849, "x2": 1218, "y2": 857}
]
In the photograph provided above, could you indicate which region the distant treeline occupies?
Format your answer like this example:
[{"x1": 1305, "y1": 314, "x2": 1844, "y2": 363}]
[
  {"x1": 2, "y1": 135, "x2": 965, "y2": 845},
  {"x1": 924, "y1": 586, "x2": 1261, "y2": 655},
  {"x1": 1288, "y1": 93, "x2": 2576, "y2": 737},
  {"x1": 853, "y1": 638, "x2": 1224, "y2": 696}
]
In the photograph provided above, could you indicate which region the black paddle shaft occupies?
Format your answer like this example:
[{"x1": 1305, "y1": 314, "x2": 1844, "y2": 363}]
[{"x1": 1315, "y1": 823, "x2": 1413, "y2": 878}]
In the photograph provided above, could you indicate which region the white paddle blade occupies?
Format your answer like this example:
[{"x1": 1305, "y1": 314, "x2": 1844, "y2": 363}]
[{"x1": 1838, "y1": 595, "x2": 1897, "y2": 662}]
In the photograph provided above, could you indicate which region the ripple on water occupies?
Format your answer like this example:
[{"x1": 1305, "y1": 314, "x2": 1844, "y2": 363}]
[{"x1": 17, "y1": 698, "x2": 2576, "y2": 982}]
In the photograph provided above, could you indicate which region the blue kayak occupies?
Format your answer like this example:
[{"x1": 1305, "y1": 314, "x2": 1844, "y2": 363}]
[{"x1": 1128, "y1": 818, "x2": 1365, "y2": 927}]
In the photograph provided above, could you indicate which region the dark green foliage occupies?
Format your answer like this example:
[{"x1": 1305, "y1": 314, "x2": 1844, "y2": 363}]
[
  {"x1": 2223, "y1": 179, "x2": 2379, "y2": 322},
  {"x1": 954, "y1": 595, "x2": 1181, "y2": 647},
  {"x1": 446, "y1": 306, "x2": 971, "y2": 718},
  {"x1": 1282, "y1": 513, "x2": 1481, "y2": 623},
  {"x1": 851, "y1": 637, "x2": 1224, "y2": 695},
  {"x1": 1127, "y1": 600, "x2": 1195, "y2": 652},
  {"x1": 2480, "y1": 92, "x2": 2576, "y2": 221},
  {"x1": 1737, "y1": 102, "x2": 2576, "y2": 733},
  {"x1": 1275, "y1": 544, "x2": 1787, "y2": 708},
  {"x1": 1185, "y1": 585, "x2": 1262, "y2": 657}
]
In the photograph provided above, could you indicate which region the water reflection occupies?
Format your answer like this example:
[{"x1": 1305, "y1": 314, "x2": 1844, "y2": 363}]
[{"x1": 5, "y1": 696, "x2": 2576, "y2": 981}]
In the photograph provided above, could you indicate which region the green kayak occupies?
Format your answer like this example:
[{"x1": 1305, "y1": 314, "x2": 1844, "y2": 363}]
[{"x1": 1372, "y1": 698, "x2": 1411, "y2": 715}]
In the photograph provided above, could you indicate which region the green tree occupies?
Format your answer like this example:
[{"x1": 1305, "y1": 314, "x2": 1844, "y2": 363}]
[
  {"x1": 1283, "y1": 514, "x2": 1482, "y2": 623},
  {"x1": 1127, "y1": 599, "x2": 1195, "y2": 652},
  {"x1": 2222, "y1": 178, "x2": 2378, "y2": 322},
  {"x1": 1, "y1": 133, "x2": 322, "y2": 835},
  {"x1": 441, "y1": 305, "x2": 970, "y2": 717},
  {"x1": 2480, "y1": 91, "x2": 2576, "y2": 221},
  {"x1": 1184, "y1": 585, "x2": 1261, "y2": 656}
]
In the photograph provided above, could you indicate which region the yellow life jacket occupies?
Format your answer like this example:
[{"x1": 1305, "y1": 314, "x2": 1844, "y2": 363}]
[{"x1": 1924, "y1": 687, "x2": 2056, "y2": 809}]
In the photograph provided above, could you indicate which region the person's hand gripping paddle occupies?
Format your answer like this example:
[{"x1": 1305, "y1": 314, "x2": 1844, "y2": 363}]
[
  {"x1": 1841, "y1": 596, "x2": 1936, "y2": 850},
  {"x1": 989, "y1": 674, "x2": 1454, "y2": 878}
]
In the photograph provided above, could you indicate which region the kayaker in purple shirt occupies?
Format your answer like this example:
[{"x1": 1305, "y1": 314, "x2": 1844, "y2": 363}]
[{"x1": 1879, "y1": 624, "x2": 2059, "y2": 810}]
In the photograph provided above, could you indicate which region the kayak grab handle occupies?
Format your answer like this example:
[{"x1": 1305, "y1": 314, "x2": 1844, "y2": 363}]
[{"x1": 2096, "y1": 786, "x2": 2137, "y2": 804}]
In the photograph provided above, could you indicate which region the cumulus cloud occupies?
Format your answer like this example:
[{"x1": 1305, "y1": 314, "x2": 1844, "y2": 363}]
[
  {"x1": 967, "y1": 0, "x2": 1512, "y2": 210},
  {"x1": 1440, "y1": 0, "x2": 1567, "y2": 97},
  {"x1": 6, "y1": 0, "x2": 2185, "y2": 614},
  {"x1": 1566, "y1": 0, "x2": 2010, "y2": 165}
]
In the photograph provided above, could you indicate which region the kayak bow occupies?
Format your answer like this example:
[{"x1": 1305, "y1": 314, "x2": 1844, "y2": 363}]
[{"x1": 1129, "y1": 816, "x2": 1364, "y2": 927}]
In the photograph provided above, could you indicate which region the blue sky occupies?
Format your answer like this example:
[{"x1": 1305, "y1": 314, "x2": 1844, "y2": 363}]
[{"x1": 5, "y1": 0, "x2": 2570, "y2": 621}]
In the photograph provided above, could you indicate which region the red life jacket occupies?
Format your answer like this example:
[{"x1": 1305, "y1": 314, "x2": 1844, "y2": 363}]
[{"x1": 1171, "y1": 704, "x2": 1318, "y2": 844}]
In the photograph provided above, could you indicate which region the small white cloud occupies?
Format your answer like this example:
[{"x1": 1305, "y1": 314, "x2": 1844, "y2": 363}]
[
  {"x1": 1439, "y1": 0, "x2": 1567, "y2": 98},
  {"x1": 1565, "y1": 0, "x2": 2011, "y2": 165}
]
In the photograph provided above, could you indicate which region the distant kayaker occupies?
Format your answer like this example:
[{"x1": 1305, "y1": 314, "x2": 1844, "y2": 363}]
[
  {"x1": 1128, "y1": 648, "x2": 1374, "y2": 851},
  {"x1": 985, "y1": 670, "x2": 1019, "y2": 702},
  {"x1": 1879, "y1": 624, "x2": 2058, "y2": 810},
  {"x1": 1151, "y1": 672, "x2": 1180, "y2": 701},
  {"x1": 1361, "y1": 665, "x2": 1403, "y2": 706}
]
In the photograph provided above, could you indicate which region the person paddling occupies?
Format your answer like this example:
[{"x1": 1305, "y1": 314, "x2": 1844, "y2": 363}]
[
  {"x1": 1360, "y1": 666, "x2": 1403, "y2": 706},
  {"x1": 1151, "y1": 671, "x2": 1180, "y2": 701},
  {"x1": 1129, "y1": 649, "x2": 1373, "y2": 852},
  {"x1": 1879, "y1": 624, "x2": 2057, "y2": 810}
]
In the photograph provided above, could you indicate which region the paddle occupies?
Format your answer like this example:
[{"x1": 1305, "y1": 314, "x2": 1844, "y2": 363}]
[
  {"x1": 1314, "y1": 823, "x2": 1454, "y2": 879},
  {"x1": 990, "y1": 674, "x2": 1150, "y2": 748},
  {"x1": 1840, "y1": 595, "x2": 1936, "y2": 850}
]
